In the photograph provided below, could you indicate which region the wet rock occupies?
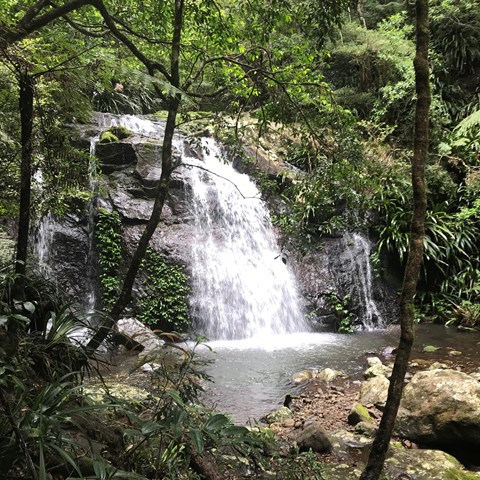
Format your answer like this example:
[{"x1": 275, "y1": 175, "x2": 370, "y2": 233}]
[
  {"x1": 110, "y1": 190, "x2": 155, "y2": 222},
  {"x1": 289, "y1": 235, "x2": 399, "y2": 328},
  {"x1": 359, "y1": 375, "x2": 389, "y2": 406},
  {"x1": 292, "y1": 369, "x2": 317, "y2": 384},
  {"x1": 396, "y1": 369, "x2": 480, "y2": 448},
  {"x1": 317, "y1": 368, "x2": 346, "y2": 383},
  {"x1": 296, "y1": 419, "x2": 332, "y2": 453},
  {"x1": 96, "y1": 141, "x2": 137, "y2": 173},
  {"x1": 348, "y1": 403, "x2": 371, "y2": 426},
  {"x1": 117, "y1": 318, "x2": 164, "y2": 357}
]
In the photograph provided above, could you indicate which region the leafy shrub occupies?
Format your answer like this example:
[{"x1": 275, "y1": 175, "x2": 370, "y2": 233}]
[
  {"x1": 138, "y1": 248, "x2": 190, "y2": 332},
  {"x1": 95, "y1": 208, "x2": 123, "y2": 309}
]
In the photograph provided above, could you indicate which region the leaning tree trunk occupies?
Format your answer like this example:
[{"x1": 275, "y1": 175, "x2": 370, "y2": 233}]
[
  {"x1": 13, "y1": 72, "x2": 35, "y2": 300},
  {"x1": 359, "y1": 1, "x2": 430, "y2": 479},
  {"x1": 86, "y1": 0, "x2": 185, "y2": 353}
]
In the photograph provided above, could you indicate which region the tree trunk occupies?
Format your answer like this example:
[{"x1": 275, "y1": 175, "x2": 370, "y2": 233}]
[
  {"x1": 359, "y1": 1, "x2": 430, "y2": 479},
  {"x1": 13, "y1": 72, "x2": 35, "y2": 300},
  {"x1": 86, "y1": 0, "x2": 185, "y2": 353}
]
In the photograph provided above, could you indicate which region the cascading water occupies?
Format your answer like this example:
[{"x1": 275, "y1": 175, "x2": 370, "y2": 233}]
[
  {"x1": 95, "y1": 112, "x2": 165, "y2": 139},
  {"x1": 344, "y1": 232, "x2": 384, "y2": 329},
  {"x1": 182, "y1": 138, "x2": 310, "y2": 340},
  {"x1": 33, "y1": 212, "x2": 57, "y2": 278}
]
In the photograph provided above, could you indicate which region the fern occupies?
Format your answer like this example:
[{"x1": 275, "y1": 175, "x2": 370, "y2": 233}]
[{"x1": 454, "y1": 109, "x2": 480, "y2": 136}]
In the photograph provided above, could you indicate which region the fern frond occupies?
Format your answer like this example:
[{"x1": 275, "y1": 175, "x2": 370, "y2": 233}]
[{"x1": 455, "y1": 109, "x2": 480, "y2": 136}]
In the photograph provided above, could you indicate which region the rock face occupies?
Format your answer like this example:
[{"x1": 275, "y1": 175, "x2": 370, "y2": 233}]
[
  {"x1": 31, "y1": 213, "x2": 99, "y2": 309},
  {"x1": 290, "y1": 234, "x2": 399, "y2": 330},
  {"x1": 396, "y1": 369, "x2": 480, "y2": 448}
]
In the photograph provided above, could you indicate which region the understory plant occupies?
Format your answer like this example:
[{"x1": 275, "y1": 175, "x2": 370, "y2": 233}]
[
  {"x1": 137, "y1": 248, "x2": 190, "y2": 332},
  {"x1": 327, "y1": 293, "x2": 356, "y2": 333},
  {"x1": 370, "y1": 148, "x2": 480, "y2": 322},
  {"x1": 95, "y1": 208, "x2": 123, "y2": 309}
]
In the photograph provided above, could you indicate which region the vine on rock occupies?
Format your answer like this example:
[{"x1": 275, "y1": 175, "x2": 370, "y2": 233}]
[
  {"x1": 95, "y1": 208, "x2": 123, "y2": 309},
  {"x1": 138, "y1": 247, "x2": 190, "y2": 333}
]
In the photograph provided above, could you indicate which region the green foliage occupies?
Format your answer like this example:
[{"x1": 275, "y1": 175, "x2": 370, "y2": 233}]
[
  {"x1": 275, "y1": 122, "x2": 369, "y2": 240},
  {"x1": 95, "y1": 208, "x2": 123, "y2": 309},
  {"x1": 138, "y1": 248, "x2": 190, "y2": 332},
  {"x1": 328, "y1": 293, "x2": 356, "y2": 333},
  {"x1": 370, "y1": 145, "x2": 480, "y2": 322},
  {"x1": 430, "y1": 0, "x2": 480, "y2": 75}
]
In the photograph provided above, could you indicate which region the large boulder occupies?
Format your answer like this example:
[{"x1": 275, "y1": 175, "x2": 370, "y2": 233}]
[
  {"x1": 396, "y1": 369, "x2": 480, "y2": 447},
  {"x1": 296, "y1": 418, "x2": 332, "y2": 453},
  {"x1": 384, "y1": 447, "x2": 480, "y2": 480},
  {"x1": 359, "y1": 375, "x2": 389, "y2": 406}
]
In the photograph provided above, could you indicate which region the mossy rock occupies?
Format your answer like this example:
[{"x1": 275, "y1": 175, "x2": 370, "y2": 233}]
[
  {"x1": 99, "y1": 125, "x2": 133, "y2": 144},
  {"x1": 385, "y1": 448, "x2": 480, "y2": 480},
  {"x1": 348, "y1": 403, "x2": 372, "y2": 426},
  {"x1": 423, "y1": 345, "x2": 441, "y2": 353},
  {"x1": 84, "y1": 382, "x2": 152, "y2": 407},
  {"x1": 266, "y1": 406, "x2": 292, "y2": 424}
]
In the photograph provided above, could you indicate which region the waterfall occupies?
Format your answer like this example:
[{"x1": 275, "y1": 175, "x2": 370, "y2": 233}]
[
  {"x1": 95, "y1": 112, "x2": 165, "y2": 139},
  {"x1": 344, "y1": 233, "x2": 384, "y2": 329},
  {"x1": 182, "y1": 138, "x2": 309, "y2": 340},
  {"x1": 33, "y1": 212, "x2": 57, "y2": 279}
]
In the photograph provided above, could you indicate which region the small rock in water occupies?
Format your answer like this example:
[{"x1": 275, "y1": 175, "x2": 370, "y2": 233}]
[
  {"x1": 292, "y1": 369, "x2": 317, "y2": 384},
  {"x1": 448, "y1": 350, "x2": 462, "y2": 356},
  {"x1": 317, "y1": 368, "x2": 347, "y2": 383},
  {"x1": 422, "y1": 345, "x2": 440, "y2": 353}
]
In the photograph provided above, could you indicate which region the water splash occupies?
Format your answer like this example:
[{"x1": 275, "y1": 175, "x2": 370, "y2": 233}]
[
  {"x1": 183, "y1": 138, "x2": 309, "y2": 340},
  {"x1": 344, "y1": 233, "x2": 384, "y2": 329}
]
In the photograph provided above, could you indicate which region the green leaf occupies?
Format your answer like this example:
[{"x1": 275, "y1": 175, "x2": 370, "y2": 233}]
[
  {"x1": 204, "y1": 413, "x2": 230, "y2": 432},
  {"x1": 190, "y1": 428, "x2": 204, "y2": 453},
  {"x1": 23, "y1": 301, "x2": 36, "y2": 313},
  {"x1": 141, "y1": 421, "x2": 161, "y2": 435},
  {"x1": 166, "y1": 389, "x2": 184, "y2": 407}
]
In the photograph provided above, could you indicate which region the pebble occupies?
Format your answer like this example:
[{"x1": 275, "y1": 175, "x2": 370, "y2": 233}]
[{"x1": 283, "y1": 419, "x2": 295, "y2": 428}]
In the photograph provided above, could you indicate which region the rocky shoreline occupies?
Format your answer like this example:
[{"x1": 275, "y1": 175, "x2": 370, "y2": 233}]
[{"x1": 262, "y1": 352, "x2": 480, "y2": 479}]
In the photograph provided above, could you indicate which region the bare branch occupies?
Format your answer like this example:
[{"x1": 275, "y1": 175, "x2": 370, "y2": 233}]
[{"x1": 180, "y1": 163, "x2": 261, "y2": 200}]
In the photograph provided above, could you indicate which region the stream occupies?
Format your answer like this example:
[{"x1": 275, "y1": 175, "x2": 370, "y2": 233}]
[{"x1": 198, "y1": 324, "x2": 480, "y2": 424}]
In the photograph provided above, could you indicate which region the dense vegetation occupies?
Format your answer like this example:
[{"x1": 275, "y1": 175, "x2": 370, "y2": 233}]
[{"x1": 1, "y1": 0, "x2": 479, "y2": 478}]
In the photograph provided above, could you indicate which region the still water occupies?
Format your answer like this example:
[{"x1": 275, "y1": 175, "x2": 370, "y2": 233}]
[{"x1": 198, "y1": 325, "x2": 480, "y2": 424}]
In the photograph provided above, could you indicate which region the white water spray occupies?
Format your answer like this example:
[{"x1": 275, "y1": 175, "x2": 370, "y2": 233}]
[{"x1": 183, "y1": 138, "x2": 309, "y2": 340}]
